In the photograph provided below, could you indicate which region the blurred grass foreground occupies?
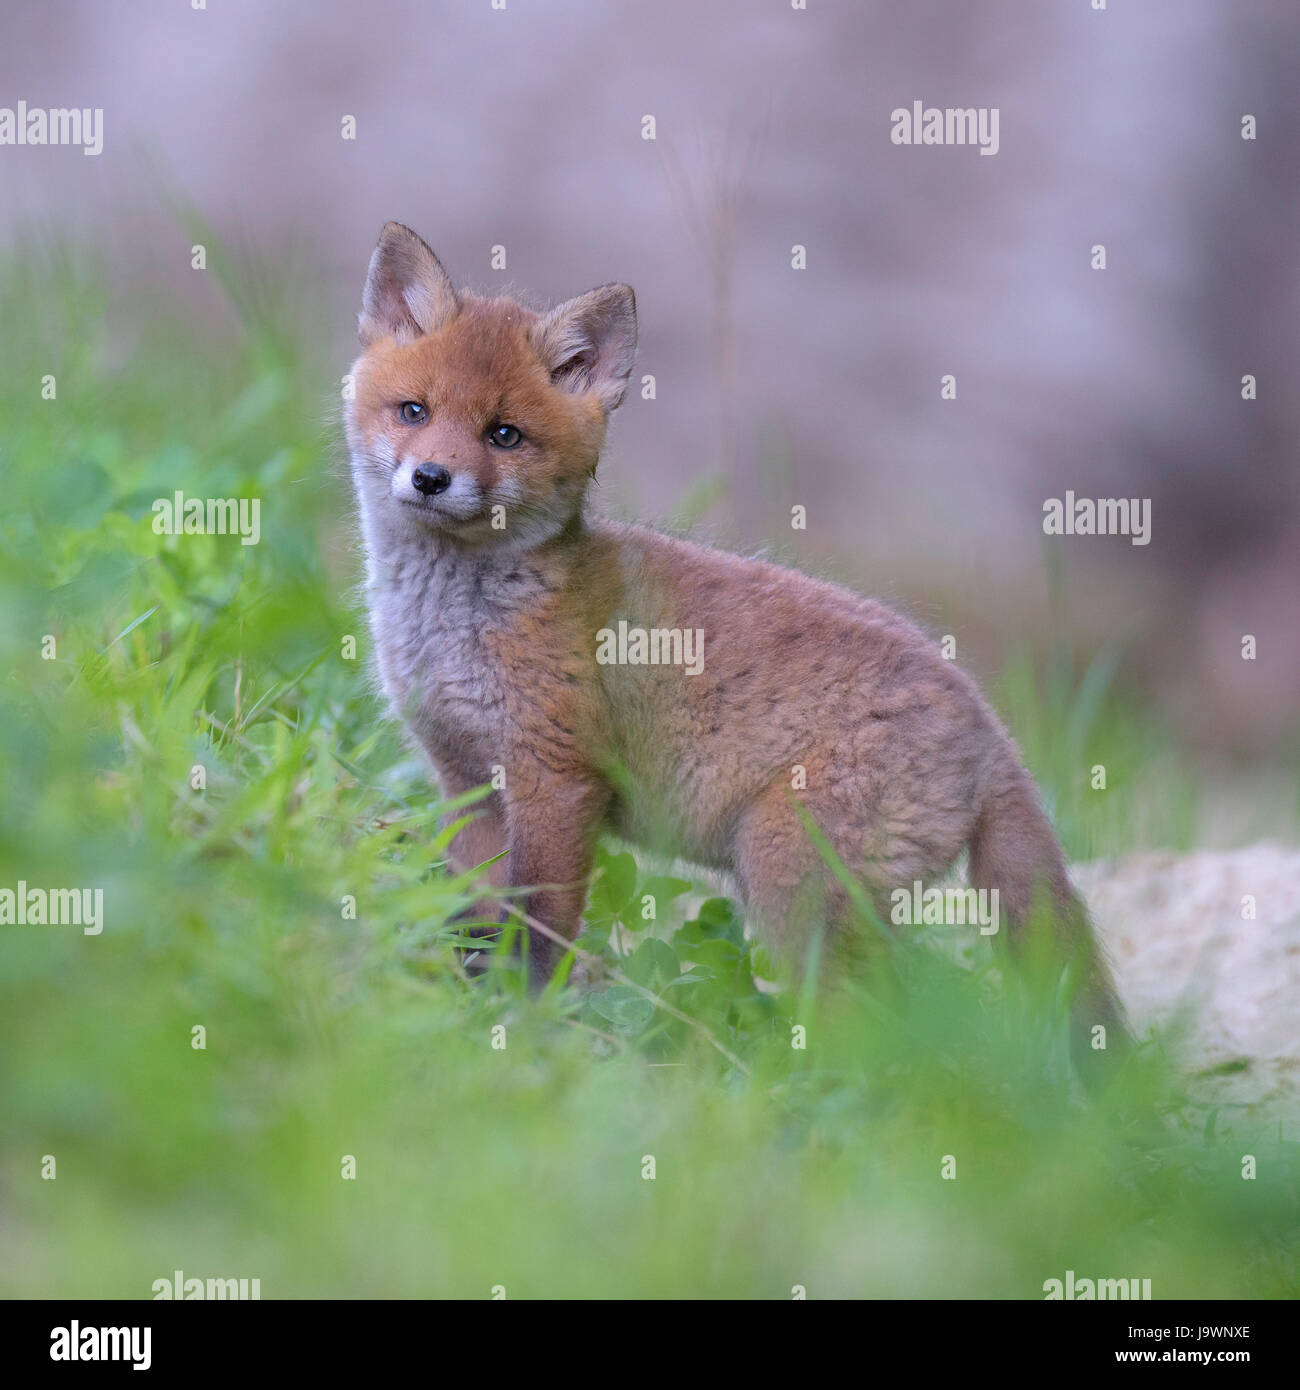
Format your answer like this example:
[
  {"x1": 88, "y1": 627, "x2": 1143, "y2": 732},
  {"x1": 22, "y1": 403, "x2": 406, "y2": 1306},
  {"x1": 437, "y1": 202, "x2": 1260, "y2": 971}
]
[{"x1": 0, "y1": 239, "x2": 1296, "y2": 1299}]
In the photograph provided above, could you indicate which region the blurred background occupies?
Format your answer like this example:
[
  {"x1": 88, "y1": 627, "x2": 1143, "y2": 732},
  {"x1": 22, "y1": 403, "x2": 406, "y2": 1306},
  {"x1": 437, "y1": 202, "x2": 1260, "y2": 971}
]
[{"x1": 4, "y1": 0, "x2": 1298, "y2": 774}]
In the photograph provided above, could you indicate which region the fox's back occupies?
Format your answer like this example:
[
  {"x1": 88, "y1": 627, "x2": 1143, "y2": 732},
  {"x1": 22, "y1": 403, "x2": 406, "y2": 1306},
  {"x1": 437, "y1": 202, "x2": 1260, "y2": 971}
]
[{"x1": 584, "y1": 521, "x2": 1002, "y2": 861}]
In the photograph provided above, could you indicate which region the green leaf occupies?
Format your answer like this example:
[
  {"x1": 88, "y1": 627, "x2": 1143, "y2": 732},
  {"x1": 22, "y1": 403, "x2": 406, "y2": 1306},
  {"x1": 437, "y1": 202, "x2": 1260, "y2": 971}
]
[
  {"x1": 674, "y1": 897, "x2": 743, "y2": 949},
  {"x1": 661, "y1": 966, "x2": 714, "y2": 991},
  {"x1": 587, "y1": 985, "x2": 656, "y2": 1035},
  {"x1": 673, "y1": 936, "x2": 744, "y2": 975},
  {"x1": 636, "y1": 875, "x2": 693, "y2": 920},
  {"x1": 590, "y1": 849, "x2": 638, "y2": 918},
  {"x1": 623, "y1": 937, "x2": 679, "y2": 991}
]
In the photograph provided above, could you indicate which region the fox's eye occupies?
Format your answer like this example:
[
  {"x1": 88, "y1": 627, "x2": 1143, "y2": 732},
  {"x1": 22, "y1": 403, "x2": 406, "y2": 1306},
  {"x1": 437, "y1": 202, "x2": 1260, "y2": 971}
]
[
  {"x1": 488, "y1": 424, "x2": 523, "y2": 449},
  {"x1": 399, "y1": 401, "x2": 426, "y2": 424}
]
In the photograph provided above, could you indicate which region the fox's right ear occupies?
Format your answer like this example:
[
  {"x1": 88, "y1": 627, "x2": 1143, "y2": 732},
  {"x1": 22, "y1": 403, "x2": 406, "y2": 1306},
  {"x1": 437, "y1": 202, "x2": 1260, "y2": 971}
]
[
  {"x1": 359, "y1": 223, "x2": 459, "y2": 346},
  {"x1": 530, "y1": 283, "x2": 637, "y2": 414}
]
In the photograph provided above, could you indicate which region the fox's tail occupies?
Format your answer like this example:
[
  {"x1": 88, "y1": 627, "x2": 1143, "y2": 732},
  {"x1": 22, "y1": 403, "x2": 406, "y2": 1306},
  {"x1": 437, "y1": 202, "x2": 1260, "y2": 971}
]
[{"x1": 968, "y1": 764, "x2": 1132, "y2": 1087}]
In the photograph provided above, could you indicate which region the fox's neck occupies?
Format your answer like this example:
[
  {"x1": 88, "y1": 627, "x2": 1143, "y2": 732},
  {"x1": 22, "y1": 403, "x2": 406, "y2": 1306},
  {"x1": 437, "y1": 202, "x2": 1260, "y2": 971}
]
[{"x1": 363, "y1": 502, "x2": 587, "y2": 621}]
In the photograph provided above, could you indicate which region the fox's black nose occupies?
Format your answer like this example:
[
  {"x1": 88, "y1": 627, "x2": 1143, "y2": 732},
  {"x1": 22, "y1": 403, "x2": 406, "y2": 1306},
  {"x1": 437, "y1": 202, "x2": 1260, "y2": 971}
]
[{"x1": 412, "y1": 464, "x2": 452, "y2": 496}]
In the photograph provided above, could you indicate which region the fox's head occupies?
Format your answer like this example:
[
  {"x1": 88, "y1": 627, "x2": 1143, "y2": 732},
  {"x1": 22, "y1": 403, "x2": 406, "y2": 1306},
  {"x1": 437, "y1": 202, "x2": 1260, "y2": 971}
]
[{"x1": 345, "y1": 222, "x2": 636, "y2": 550}]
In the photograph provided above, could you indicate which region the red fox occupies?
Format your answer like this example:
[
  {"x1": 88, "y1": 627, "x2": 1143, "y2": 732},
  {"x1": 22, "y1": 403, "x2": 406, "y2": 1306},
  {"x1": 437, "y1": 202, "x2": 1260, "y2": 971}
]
[{"x1": 345, "y1": 222, "x2": 1130, "y2": 1076}]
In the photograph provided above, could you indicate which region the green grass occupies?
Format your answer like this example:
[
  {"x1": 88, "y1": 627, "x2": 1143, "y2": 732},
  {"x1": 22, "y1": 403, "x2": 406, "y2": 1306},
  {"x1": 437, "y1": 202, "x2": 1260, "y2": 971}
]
[{"x1": 1, "y1": 239, "x2": 1297, "y2": 1299}]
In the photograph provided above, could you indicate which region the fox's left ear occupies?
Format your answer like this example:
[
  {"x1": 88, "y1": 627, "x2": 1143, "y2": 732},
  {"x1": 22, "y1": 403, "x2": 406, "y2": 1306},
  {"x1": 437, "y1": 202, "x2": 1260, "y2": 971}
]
[
  {"x1": 359, "y1": 222, "x2": 460, "y2": 346},
  {"x1": 531, "y1": 284, "x2": 637, "y2": 413}
]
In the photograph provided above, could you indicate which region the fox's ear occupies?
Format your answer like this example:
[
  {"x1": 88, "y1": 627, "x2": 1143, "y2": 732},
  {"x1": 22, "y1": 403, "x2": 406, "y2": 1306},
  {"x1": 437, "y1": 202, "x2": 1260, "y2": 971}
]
[
  {"x1": 359, "y1": 222, "x2": 459, "y2": 345},
  {"x1": 531, "y1": 284, "x2": 637, "y2": 413}
]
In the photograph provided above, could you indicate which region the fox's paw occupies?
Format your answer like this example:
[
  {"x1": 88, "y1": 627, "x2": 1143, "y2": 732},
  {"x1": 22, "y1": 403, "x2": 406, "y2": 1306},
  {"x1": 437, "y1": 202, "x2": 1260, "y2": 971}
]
[{"x1": 566, "y1": 953, "x2": 608, "y2": 992}]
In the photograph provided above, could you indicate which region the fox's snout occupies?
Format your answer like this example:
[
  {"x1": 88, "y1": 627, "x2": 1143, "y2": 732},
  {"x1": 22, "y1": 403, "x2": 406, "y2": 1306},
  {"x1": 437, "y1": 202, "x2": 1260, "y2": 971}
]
[
  {"x1": 411, "y1": 464, "x2": 452, "y2": 496},
  {"x1": 389, "y1": 452, "x2": 485, "y2": 524}
]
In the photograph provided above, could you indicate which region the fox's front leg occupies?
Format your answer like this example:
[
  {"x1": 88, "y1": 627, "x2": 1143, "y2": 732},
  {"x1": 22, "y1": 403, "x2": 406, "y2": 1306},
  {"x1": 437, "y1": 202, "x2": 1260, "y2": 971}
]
[
  {"x1": 432, "y1": 769, "x2": 511, "y2": 970},
  {"x1": 504, "y1": 765, "x2": 609, "y2": 982}
]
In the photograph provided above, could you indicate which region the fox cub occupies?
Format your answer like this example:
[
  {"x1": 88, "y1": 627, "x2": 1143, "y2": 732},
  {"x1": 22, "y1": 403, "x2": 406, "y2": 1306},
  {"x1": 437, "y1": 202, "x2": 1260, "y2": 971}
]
[{"x1": 345, "y1": 222, "x2": 1129, "y2": 1071}]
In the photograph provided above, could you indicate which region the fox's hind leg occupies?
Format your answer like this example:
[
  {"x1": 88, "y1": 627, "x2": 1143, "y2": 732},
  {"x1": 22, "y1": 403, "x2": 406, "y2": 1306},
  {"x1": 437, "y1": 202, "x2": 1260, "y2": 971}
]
[
  {"x1": 729, "y1": 769, "x2": 981, "y2": 980},
  {"x1": 730, "y1": 779, "x2": 844, "y2": 965}
]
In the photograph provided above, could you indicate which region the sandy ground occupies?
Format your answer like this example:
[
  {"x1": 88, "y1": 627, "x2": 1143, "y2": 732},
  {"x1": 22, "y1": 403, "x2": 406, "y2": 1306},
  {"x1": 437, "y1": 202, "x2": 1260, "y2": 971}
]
[{"x1": 1076, "y1": 844, "x2": 1300, "y2": 1118}]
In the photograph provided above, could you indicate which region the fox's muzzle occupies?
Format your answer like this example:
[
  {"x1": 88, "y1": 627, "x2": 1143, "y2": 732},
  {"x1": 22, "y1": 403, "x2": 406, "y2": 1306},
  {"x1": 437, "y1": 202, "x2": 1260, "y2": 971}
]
[{"x1": 412, "y1": 464, "x2": 452, "y2": 496}]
